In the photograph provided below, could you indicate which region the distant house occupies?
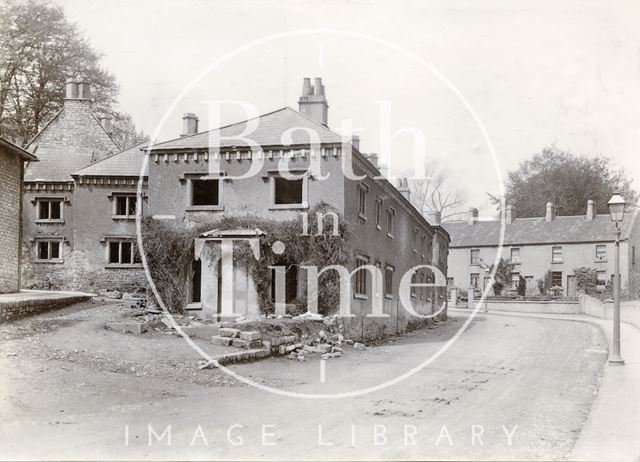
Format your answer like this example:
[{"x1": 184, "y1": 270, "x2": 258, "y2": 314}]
[
  {"x1": 443, "y1": 201, "x2": 640, "y2": 298},
  {"x1": 0, "y1": 137, "x2": 37, "y2": 294}
]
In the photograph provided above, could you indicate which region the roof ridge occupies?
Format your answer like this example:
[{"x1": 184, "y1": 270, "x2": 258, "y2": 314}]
[
  {"x1": 146, "y1": 106, "x2": 344, "y2": 151},
  {"x1": 146, "y1": 107, "x2": 291, "y2": 150},
  {"x1": 26, "y1": 108, "x2": 63, "y2": 148}
]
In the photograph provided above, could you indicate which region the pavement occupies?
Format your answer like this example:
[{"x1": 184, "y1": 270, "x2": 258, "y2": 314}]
[
  {"x1": 0, "y1": 304, "x2": 616, "y2": 460},
  {"x1": 452, "y1": 307, "x2": 640, "y2": 462}
]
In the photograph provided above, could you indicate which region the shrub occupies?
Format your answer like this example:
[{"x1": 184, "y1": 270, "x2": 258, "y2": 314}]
[{"x1": 573, "y1": 267, "x2": 599, "y2": 296}]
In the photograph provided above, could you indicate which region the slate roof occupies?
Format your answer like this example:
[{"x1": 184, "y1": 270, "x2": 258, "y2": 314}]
[
  {"x1": 0, "y1": 136, "x2": 37, "y2": 161},
  {"x1": 24, "y1": 145, "x2": 99, "y2": 182},
  {"x1": 443, "y1": 211, "x2": 639, "y2": 248},
  {"x1": 146, "y1": 107, "x2": 343, "y2": 151},
  {"x1": 72, "y1": 142, "x2": 148, "y2": 177}
]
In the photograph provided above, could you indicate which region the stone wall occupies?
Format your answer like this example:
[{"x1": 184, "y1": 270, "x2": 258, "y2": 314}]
[
  {"x1": 0, "y1": 146, "x2": 23, "y2": 294},
  {"x1": 27, "y1": 99, "x2": 118, "y2": 154},
  {"x1": 0, "y1": 293, "x2": 92, "y2": 323}
]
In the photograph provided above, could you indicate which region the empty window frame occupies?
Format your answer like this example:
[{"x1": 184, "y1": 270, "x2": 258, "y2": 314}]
[
  {"x1": 191, "y1": 178, "x2": 220, "y2": 206},
  {"x1": 107, "y1": 240, "x2": 141, "y2": 265},
  {"x1": 36, "y1": 240, "x2": 62, "y2": 261},
  {"x1": 354, "y1": 255, "x2": 369, "y2": 297},
  {"x1": 36, "y1": 199, "x2": 63, "y2": 221},
  {"x1": 384, "y1": 265, "x2": 394, "y2": 298},
  {"x1": 386, "y1": 208, "x2": 395, "y2": 237},
  {"x1": 357, "y1": 183, "x2": 368, "y2": 219},
  {"x1": 510, "y1": 247, "x2": 521, "y2": 264},
  {"x1": 551, "y1": 246, "x2": 563, "y2": 263},
  {"x1": 113, "y1": 194, "x2": 138, "y2": 218},
  {"x1": 470, "y1": 249, "x2": 479, "y2": 265}
]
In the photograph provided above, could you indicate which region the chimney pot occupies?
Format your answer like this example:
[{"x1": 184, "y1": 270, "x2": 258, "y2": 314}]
[
  {"x1": 181, "y1": 113, "x2": 199, "y2": 137},
  {"x1": 545, "y1": 202, "x2": 556, "y2": 222},
  {"x1": 65, "y1": 78, "x2": 78, "y2": 99},
  {"x1": 76, "y1": 75, "x2": 91, "y2": 100},
  {"x1": 298, "y1": 77, "x2": 329, "y2": 126},
  {"x1": 468, "y1": 207, "x2": 479, "y2": 225},
  {"x1": 302, "y1": 78, "x2": 313, "y2": 96},
  {"x1": 586, "y1": 199, "x2": 595, "y2": 220}
]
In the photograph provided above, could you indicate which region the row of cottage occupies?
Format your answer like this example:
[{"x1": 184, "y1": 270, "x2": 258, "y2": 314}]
[{"x1": 9, "y1": 77, "x2": 450, "y2": 333}]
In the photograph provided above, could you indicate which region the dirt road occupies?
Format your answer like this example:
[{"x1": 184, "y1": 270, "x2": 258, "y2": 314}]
[{"x1": 0, "y1": 302, "x2": 607, "y2": 460}]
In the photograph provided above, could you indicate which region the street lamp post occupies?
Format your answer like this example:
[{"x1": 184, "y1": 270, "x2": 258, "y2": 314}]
[{"x1": 608, "y1": 193, "x2": 626, "y2": 365}]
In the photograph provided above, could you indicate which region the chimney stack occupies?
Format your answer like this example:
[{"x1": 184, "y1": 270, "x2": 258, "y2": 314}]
[
  {"x1": 298, "y1": 77, "x2": 329, "y2": 126},
  {"x1": 545, "y1": 202, "x2": 556, "y2": 222},
  {"x1": 351, "y1": 135, "x2": 360, "y2": 151},
  {"x1": 505, "y1": 205, "x2": 515, "y2": 224},
  {"x1": 427, "y1": 210, "x2": 442, "y2": 226},
  {"x1": 379, "y1": 163, "x2": 389, "y2": 178},
  {"x1": 366, "y1": 152, "x2": 379, "y2": 168},
  {"x1": 468, "y1": 207, "x2": 479, "y2": 225},
  {"x1": 98, "y1": 115, "x2": 112, "y2": 134},
  {"x1": 586, "y1": 199, "x2": 595, "y2": 220},
  {"x1": 181, "y1": 113, "x2": 199, "y2": 137},
  {"x1": 397, "y1": 178, "x2": 411, "y2": 201}
]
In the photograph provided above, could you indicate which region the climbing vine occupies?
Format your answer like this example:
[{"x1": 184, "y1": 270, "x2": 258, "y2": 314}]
[{"x1": 141, "y1": 203, "x2": 353, "y2": 314}]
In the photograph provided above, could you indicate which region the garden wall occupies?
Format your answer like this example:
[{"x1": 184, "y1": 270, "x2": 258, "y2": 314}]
[
  {"x1": 579, "y1": 293, "x2": 640, "y2": 329},
  {"x1": 482, "y1": 299, "x2": 581, "y2": 314}
]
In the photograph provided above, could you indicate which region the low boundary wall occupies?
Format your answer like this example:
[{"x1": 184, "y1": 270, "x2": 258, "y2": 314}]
[
  {"x1": 0, "y1": 290, "x2": 93, "y2": 323},
  {"x1": 580, "y1": 293, "x2": 640, "y2": 329},
  {"x1": 482, "y1": 299, "x2": 581, "y2": 314}
]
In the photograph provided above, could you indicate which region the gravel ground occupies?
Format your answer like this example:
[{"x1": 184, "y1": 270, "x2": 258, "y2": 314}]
[{"x1": 0, "y1": 302, "x2": 607, "y2": 460}]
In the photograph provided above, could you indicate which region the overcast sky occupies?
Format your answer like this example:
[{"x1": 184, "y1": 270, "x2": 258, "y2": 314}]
[{"x1": 56, "y1": 0, "x2": 640, "y2": 215}]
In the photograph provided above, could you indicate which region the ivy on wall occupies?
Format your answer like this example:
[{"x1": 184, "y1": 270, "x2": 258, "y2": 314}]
[{"x1": 141, "y1": 203, "x2": 352, "y2": 314}]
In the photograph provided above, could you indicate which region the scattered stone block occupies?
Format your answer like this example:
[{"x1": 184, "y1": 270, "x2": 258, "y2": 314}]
[
  {"x1": 239, "y1": 331, "x2": 261, "y2": 341},
  {"x1": 285, "y1": 343, "x2": 302, "y2": 353},
  {"x1": 220, "y1": 327, "x2": 240, "y2": 338},
  {"x1": 232, "y1": 338, "x2": 262, "y2": 349},
  {"x1": 106, "y1": 321, "x2": 147, "y2": 335},
  {"x1": 211, "y1": 336, "x2": 233, "y2": 346},
  {"x1": 181, "y1": 324, "x2": 220, "y2": 339},
  {"x1": 315, "y1": 344, "x2": 331, "y2": 354},
  {"x1": 353, "y1": 342, "x2": 366, "y2": 351}
]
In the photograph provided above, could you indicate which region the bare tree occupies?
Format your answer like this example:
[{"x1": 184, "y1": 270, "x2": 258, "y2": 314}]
[{"x1": 408, "y1": 160, "x2": 467, "y2": 221}]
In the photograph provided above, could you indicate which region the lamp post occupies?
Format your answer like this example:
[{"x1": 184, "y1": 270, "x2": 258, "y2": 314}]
[{"x1": 608, "y1": 192, "x2": 626, "y2": 365}]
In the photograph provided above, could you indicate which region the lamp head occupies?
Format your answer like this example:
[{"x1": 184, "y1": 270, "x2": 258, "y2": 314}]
[{"x1": 608, "y1": 192, "x2": 626, "y2": 223}]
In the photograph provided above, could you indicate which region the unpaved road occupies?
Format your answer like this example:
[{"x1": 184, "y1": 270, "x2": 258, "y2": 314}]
[{"x1": 0, "y1": 302, "x2": 607, "y2": 460}]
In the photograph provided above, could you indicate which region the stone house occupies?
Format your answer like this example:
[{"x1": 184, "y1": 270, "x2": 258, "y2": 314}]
[
  {"x1": 18, "y1": 76, "x2": 449, "y2": 336},
  {"x1": 0, "y1": 137, "x2": 37, "y2": 294},
  {"x1": 444, "y1": 201, "x2": 640, "y2": 298},
  {"x1": 21, "y1": 77, "x2": 120, "y2": 290},
  {"x1": 144, "y1": 78, "x2": 450, "y2": 334}
]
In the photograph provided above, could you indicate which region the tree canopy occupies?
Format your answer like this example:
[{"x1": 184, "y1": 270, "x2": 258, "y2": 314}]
[
  {"x1": 0, "y1": 0, "x2": 147, "y2": 148},
  {"x1": 490, "y1": 147, "x2": 638, "y2": 217}
]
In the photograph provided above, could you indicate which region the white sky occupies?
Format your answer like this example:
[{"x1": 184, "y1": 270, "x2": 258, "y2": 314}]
[{"x1": 56, "y1": 0, "x2": 640, "y2": 215}]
